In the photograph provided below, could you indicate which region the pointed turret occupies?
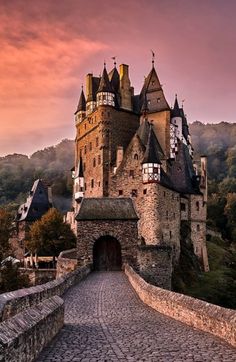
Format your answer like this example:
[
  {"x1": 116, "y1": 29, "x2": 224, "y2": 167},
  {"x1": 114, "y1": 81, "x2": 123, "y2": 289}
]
[
  {"x1": 75, "y1": 88, "x2": 86, "y2": 124},
  {"x1": 96, "y1": 64, "x2": 115, "y2": 107},
  {"x1": 73, "y1": 157, "x2": 84, "y2": 201},
  {"x1": 171, "y1": 95, "x2": 181, "y2": 118},
  {"x1": 142, "y1": 124, "x2": 161, "y2": 183},
  {"x1": 109, "y1": 66, "x2": 120, "y2": 107}
]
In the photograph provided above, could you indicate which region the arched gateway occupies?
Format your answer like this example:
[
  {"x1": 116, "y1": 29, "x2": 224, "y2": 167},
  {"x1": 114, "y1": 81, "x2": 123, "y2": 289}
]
[
  {"x1": 93, "y1": 236, "x2": 122, "y2": 271},
  {"x1": 76, "y1": 198, "x2": 139, "y2": 269}
]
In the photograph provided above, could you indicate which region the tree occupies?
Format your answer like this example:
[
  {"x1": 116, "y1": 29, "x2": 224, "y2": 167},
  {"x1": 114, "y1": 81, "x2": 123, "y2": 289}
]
[
  {"x1": 0, "y1": 209, "x2": 12, "y2": 261},
  {"x1": 26, "y1": 208, "x2": 76, "y2": 263}
]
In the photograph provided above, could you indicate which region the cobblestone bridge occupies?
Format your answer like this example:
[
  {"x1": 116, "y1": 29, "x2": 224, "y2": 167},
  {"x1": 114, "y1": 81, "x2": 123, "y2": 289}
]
[{"x1": 37, "y1": 272, "x2": 236, "y2": 362}]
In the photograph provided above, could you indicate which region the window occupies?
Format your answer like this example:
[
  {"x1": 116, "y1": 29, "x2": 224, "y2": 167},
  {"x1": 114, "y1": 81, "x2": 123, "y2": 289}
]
[
  {"x1": 163, "y1": 191, "x2": 166, "y2": 197},
  {"x1": 93, "y1": 158, "x2": 96, "y2": 167},
  {"x1": 157, "y1": 98, "x2": 161, "y2": 103},
  {"x1": 196, "y1": 201, "x2": 200, "y2": 211},
  {"x1": 98, "y1": 155, "x2": 101, "y2": 165},
  {"x1": 89, "y1": 142, "x2": 92, "y2": 151},
  {"x1": 84, "y1": 145, "x2": 87, "y2": 154},
  {"x1": 170, "y1": 231, "x2": 172, "y2": 239},
  {"x1": 98, "y1": 181, "x2": 101, "y2": 187},
  {"x1": 197, "y1": 224, "x2": 200, "y2": 231},
  {"x1": 119, "y1": 190, "x2": 123, "y2": 196},
  {"x1": 129, "y1": 170, "x2": 134, "y2": 178},
  {"x1": 91, "y1": 179, "x2": 94, "y2": 188},
  {"x1": 134, "y1": 153, "x2": 138, "y2": 160},
  {"x1": 84, "y1": 124, "x2": 86, "y2": 130},
  {"x1": 143, "y1": 189, "x2": 147, "y2": 195},
  {"x1": 131, "y1": 189, "x2": 137, "y2": 197},
  {"x1": 96, "y1": 137, "x2": 99, "y2": 147},
  {"x1": 181, "y1": 203, "x2": 186, "y2": 211}
]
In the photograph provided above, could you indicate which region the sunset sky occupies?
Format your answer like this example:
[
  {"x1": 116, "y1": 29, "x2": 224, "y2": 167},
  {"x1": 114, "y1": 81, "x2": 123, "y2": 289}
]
[{"x1": 0, "y1": 0, "x2": 235, "y2": 156}]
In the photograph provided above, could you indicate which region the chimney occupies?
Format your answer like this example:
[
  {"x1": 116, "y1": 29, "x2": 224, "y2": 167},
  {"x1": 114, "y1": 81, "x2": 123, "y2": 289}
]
[
  {"x1": 119, "y1": 64, "x2": 132, "y2": 111},
  {"x1": 86, "y1": 73, "x2": 93, "y2": 100}
]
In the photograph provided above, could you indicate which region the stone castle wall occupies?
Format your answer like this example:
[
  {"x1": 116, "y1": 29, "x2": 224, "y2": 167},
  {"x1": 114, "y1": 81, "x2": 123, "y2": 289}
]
[{"x1": 125, "y1": 264, "x2": 236, "y2": 348}]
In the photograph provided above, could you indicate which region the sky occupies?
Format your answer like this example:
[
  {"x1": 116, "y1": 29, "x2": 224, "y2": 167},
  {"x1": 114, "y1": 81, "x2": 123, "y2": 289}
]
[{"x1": 0, "y1": 0, "x2": 236, "y2": 156}]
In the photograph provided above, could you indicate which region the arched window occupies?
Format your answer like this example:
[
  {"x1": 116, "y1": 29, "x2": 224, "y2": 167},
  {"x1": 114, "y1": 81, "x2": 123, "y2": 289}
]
[{"x1": 134, "y1": 153, "x2": 138, "y2": 160}]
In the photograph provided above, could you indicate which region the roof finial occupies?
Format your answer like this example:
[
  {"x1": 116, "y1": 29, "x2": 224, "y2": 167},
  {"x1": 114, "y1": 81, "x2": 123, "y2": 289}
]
[
  {"x1": 104, "y1": 61, "x2": 106, "y2": 68},
  {"x1": 81, "y1": 84, "x2": 83, "y2": 90},
  {"x1": 182, "y1": 99, "x2": 185, "y2": 108},
  {"x1": 151, "y1": 50, "x2": 155, "y2": 68},
  {"x1": 111, "y1": 56, "x2": 117, "y2": 67}
]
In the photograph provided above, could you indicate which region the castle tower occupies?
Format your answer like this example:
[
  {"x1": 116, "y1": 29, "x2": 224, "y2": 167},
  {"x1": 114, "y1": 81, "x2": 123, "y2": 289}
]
[
  {"x1": 140, "y1": 63, "x2": 171, "y2": 157},
  {"x1": 75, "y1": 88, "x2": 86, "y2": 125},
  {"x1": 96, "y1": 65, "x2": 115, "y2": 107}
]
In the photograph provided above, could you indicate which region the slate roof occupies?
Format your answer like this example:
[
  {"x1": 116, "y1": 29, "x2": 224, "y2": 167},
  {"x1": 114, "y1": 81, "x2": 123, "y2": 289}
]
[
  {"x1": 171, "y1": 96, "x2": 181, "y2": 118},
  {"x1": 76, "y1": 198, "x2": 139, "y2": 220},
  {"x1": 169, "y1": 141, "x2": 200, "y2": 194},
  {"x1": 98, "y1": 67, "x2": 113, "y2": 93},
  {"x1": 16, "y1": 179, "x2": 52, "y2": 222},
  {"x1": 75, "y1": 89, "x2": 86, "y2": 113},
  {"x1": 137, "y1": 120, "x2": 164, "y2": 160},
  {"x1": 87, "y1": 76, "x2": 100, "y2": 102},
  {"x1": 180, "y1": 108, "x2": 190, "y2": 140},
  {"x1": 142, "y1": 124, "x2": 162, "y2": 164}
]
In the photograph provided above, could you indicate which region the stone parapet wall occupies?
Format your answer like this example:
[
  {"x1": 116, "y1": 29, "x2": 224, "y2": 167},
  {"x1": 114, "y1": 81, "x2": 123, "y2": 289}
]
[
  {"x1": 0, "y1": 296, "x2": 64, "y2": 362},
  {"x1": 56, "y1": 248, "x2": 78, "y2": 278},
  {"x1": 125, "y1": 264, "x2": 236, "y2": 348},
  {"x1": 0, "y1": 265, "x2": 90, "y2": 322}
]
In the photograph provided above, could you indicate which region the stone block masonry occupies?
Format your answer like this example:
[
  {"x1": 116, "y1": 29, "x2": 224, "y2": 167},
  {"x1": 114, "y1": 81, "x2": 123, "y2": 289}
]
[
  {"x1": 125, "y1": 264, "x2": 236, "y2": 348},
  {"x1": 0, "y1": 296, "x2": 64, "y2": 362}
]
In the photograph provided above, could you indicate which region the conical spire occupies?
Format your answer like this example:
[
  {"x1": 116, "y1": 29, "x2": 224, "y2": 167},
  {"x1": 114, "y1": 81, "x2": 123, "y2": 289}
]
[
  {"x1": 142, "y1": 123, "x2": 161, "y2": 164},
  {"x1": 98, "y1": 64, "x2": 113, "y2": 93},
  {"x1": 76, "y1": 88, "x2": 86, "y2": 113},
  {"x1": 171, "y1": 94, "x2": 181, "y2": 117}
]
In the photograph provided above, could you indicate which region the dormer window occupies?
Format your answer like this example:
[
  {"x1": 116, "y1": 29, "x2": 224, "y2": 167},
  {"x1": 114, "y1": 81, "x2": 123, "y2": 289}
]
[{"x1": 142, "y1": 162, "x2": 160, "y2": 183}]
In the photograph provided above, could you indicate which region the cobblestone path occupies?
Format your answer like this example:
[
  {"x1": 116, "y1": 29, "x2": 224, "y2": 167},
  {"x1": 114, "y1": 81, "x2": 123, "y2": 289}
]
[{"x1": 37, "y1": 272, "x2": 236, "y2": 362}]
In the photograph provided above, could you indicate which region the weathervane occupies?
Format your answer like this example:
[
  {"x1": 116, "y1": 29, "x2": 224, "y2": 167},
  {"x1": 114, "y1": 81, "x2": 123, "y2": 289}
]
[
  {"x1": 151, "y1": 50, "x2": 155, "y2": 67},
  {"x1": 111, "y1": 56, "x2": 117, "y2": 67}
]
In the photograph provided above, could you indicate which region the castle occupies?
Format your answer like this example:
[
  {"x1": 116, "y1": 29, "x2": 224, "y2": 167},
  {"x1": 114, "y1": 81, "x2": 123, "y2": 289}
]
[{"x1": 68, "y1": 59, "x2": 209, "y2": 288}]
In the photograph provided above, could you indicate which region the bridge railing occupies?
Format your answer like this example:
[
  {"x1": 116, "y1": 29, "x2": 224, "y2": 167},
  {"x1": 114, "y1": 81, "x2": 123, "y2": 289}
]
[
  {"x1": 124, "y1": 263, "x2": 236, "y2": 348},
  {"x1": 0, "y1": 264, "x2": 91, "y2": 362}
]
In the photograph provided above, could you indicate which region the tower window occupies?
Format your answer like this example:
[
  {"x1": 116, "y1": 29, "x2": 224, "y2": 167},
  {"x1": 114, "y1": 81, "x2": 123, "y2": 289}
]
[
  {"x1": 196, "y1": 201, "x2": 200, "y2": 211},
  {"x1": 93, "y1": 158, "x2": 96, "y2": 167},
  {"x1": 96, "y1": 137, "x2": 99, "y2": 147},
  {"x1": 197, "y1": 224, "x2": 200, "y2": 231},
  {"x1": 129, "y1": 170, "x2": 134, "y2": 178},
  {"x1": 170, "y1": 231, "x2": 172, "y2": 238},
  {"x1": 143, "y1": 189, "x2": 147, "y2": 195},
  {"x1": 119, "y1": 190, "x2": 123, "y2": 196},
  {"x1": 89, "y1": 142, "x2": 92, "y2": 151},
  {"x1": 84, "y1": 145, "x2": 87, "y2": 154},
  {"x1": 134, "y1": 153, "x2": 138, "y2": 160},
  {"x1": 131, "y1": 189, "x2": 137, "y2": 197},
  {"x1": 98, "y1": 155, "x2": 101, "y2": 165},
  {"x1": 181, "y1": 203, "x2": 186, "y2": 211},
  {"x1": 91, "y1": 179, "x2": 94, "y2": 188}
]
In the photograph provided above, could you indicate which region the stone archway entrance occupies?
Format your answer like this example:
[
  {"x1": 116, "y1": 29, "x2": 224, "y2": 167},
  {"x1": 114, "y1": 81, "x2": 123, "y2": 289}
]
[{"x1": 93, "y1": 236, "x2": 122, "y2": 271}]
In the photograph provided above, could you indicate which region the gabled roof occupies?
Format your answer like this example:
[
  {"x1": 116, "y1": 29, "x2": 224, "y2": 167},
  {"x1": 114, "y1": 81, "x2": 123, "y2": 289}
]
[
  {"x1": 142, "y1": 124, "x2": 162, "y2": 164},
  {"x1": 16, "y1": 179, "x2": 51, "y2": 222},
  {"x1": 141, "y1": 67, "x2": 162, "y2": 94},
  {"x1": 98, "y1": 66, "x2": 113, "y2": 93},
  {"x1": 169, "y1": 141, "x2": 200, "y2": 194},
  {"x1": 76, "y1": 198, "x2": 139, "y2": 221},
  {"x1": 75, "y1": 89, "x2": 86, "y2": 114}
]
